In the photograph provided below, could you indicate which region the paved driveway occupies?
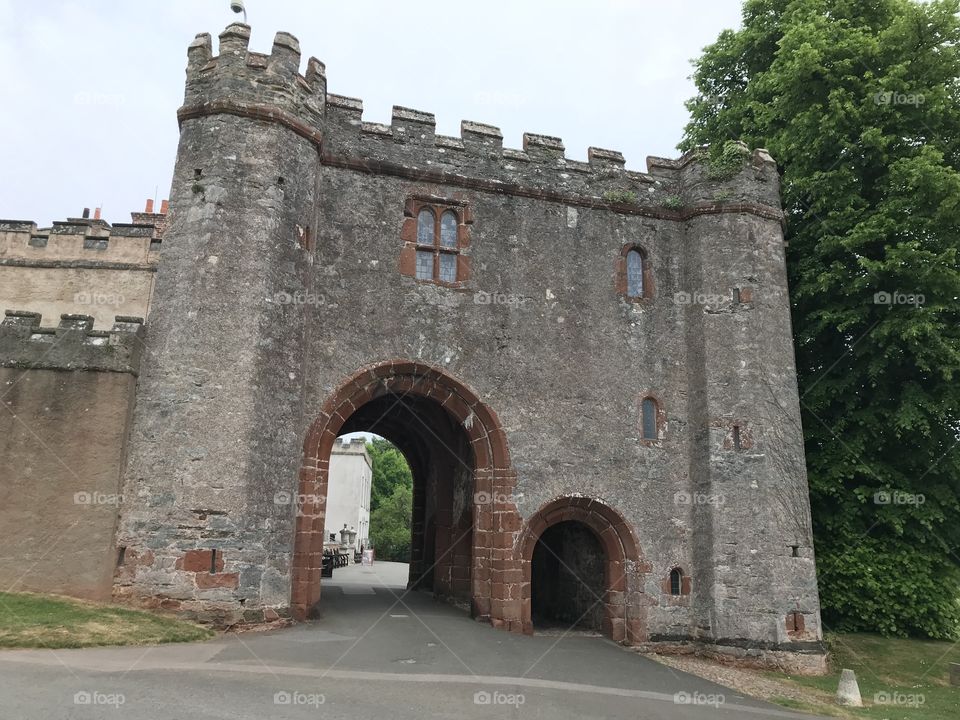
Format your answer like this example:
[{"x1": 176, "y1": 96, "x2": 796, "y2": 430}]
[{"x1": 0, "y1": 562, "x2": 820, "y2": 719}]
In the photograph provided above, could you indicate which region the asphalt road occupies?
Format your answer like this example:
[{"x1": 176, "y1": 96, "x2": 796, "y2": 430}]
[{"x1": 0, "y1": 562, "x2": 821, "y2": 719}]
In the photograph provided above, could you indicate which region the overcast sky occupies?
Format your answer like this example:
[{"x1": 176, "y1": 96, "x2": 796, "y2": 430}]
[{"x1": 0, "y1": 1, "x2": 744, "y2": 227}]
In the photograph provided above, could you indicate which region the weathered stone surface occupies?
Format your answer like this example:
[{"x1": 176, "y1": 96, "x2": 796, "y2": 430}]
[
  {"x1": 0, "y1": 363, "x2": 138, "y2": 600},
  {"x1": 0, "y1": 312, "x2": 144, "y2": 374}
]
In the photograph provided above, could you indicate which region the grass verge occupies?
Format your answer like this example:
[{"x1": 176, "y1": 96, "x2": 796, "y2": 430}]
[
  {"x1": 0, "y1": 591, "x2": 213, "y2": 649},
  {"x1": 769, "y1": 632, "x2": 960, "y2": 719}
]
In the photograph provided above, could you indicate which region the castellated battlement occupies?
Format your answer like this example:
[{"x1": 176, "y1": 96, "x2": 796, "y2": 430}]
[
  {"x1": 181, "y1": 24, "x2": 325, "y2": 146},
  {"x1": 179, "y1": 24, "x2": 783, "y2": 216},
  {"x1": 0, "y1": 218, "x2": 161, "y2": 266},
  {"x1": 0, "y1": 311, "x2": 144, "y2": 374}
]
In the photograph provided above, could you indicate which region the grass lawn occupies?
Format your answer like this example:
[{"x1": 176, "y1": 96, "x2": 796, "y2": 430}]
[
  {"x1": 770, "y1": 632, "x2": 960, "y2": 719},
  {"x1": 0, "y1": 592, "x2": 214, "y2": 649}
]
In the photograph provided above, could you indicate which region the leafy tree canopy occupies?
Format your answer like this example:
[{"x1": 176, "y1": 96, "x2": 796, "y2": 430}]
[
  {"x1": 366, "y1": 438, "x2": 413, "y2": 512},
  {"x1": 684, "y1": 0, "x2": 960, "y2": 637},
  {"x1": 366, "y1": 438, "x2": 413, "y2": 562}
]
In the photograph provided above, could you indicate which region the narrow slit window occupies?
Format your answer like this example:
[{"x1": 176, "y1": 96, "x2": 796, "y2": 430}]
[
  {"x1": 626, "y1": 250, "x2": 644, "y2": 298},
  {"x1": 733, "y1": 425, "x2": 742, "y2": 451},
  {"x1": 641, "y1": 397, "x2": 657, "y2": 440},
  {"x1": 669, "y1": 568, "x2": 683, "y2": 596}
]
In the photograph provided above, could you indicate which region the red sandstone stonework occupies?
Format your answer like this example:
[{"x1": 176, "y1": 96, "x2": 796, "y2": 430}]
[{"x1": 294, "y1": 360, "x2": 519, "y2": 627}]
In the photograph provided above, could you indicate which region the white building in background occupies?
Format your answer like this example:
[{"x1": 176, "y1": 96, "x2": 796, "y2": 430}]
[{"x1": 325, "y1": 438, "x2": 372, "y2": 551}]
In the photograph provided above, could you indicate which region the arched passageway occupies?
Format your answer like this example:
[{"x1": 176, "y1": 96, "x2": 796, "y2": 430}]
[
  {"x1": 519, "y1": 497, "x2": 649, "y2": 644},
  {"x1": 292, "y1": 361, "x2": 519, "y2": 624},
  {"x1": 531, "y1": 520, "x2": 606, "y2": 631}
]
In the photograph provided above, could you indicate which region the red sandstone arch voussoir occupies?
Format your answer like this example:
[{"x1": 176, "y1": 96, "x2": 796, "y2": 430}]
[
  {"x1": 291, "y1": 359, "x2": 516, "y2": 623},
  {"x1": 518, "y1": 496, "x2": 646, "y2": 644}
]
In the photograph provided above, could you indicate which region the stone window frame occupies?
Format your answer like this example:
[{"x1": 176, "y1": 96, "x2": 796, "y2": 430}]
[
  {"x1": 722, "y1": 419, "x2": 754, "y2": 451},
  {"x1": 637, "y1": 392, "x2": 666, "y2": 446},
  {"x1": 662, "y1": 565, "x2": 692, "y2": 605},
  {"x1": 786, "y1": 610, "x2": 806, "y2": 637},
  {"x1": 399, "y1": 195, "x2": 473, "y2": 288},
  {"x1": 615, "y1": 244, "x2": 654, "y2": 302}
]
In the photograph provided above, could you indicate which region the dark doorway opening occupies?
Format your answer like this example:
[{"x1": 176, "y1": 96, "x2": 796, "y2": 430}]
[{"x1": 531, "y1": 520, "x2": 606, "y2": 631}]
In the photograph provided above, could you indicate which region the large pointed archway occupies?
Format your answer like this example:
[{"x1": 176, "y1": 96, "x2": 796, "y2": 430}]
[{"x1": 291, "y1": 360, "x2": 521, "y2": 626}]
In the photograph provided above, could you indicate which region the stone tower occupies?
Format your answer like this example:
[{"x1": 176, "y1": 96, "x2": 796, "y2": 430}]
[
  {"x1": 114, "y1": 25, "x2": 324, "y2": 613},
  {"x1": 113, "y1": 23, "x2": 824, "y2": 672}
]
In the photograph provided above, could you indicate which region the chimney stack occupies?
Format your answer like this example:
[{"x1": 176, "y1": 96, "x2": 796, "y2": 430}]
[
  {"x1": 93, "y1": 207, "x2": 101, "y2": 220},
  {"x1": 130, "y1": 197, "x2": 170, "y2": 238},
  {"x1": 82, "y1": 208, "x2": 90, "y2": 219}
]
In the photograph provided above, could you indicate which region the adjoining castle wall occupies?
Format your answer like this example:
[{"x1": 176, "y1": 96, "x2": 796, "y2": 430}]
[
  {"x1": 0, "y1": 213, "x2": 162, "y2": 330},
  {"x1": 0, "y1": 312, "x2": 143, "y2": 600}
]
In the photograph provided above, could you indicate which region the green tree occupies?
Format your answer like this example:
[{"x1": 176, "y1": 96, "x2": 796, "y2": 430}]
[
  {"x1": 366, "y1": 438, "x2": 413, "y2": 561},
  {"x1": 366, "y1": 438, "x2": 413, "y2": 512},
  {"x1": 683, "y1": 0, "x2": 960, "y2": 637},
  {"x1": 369, "y1": 484, "x2": 413, "y2": 562}
]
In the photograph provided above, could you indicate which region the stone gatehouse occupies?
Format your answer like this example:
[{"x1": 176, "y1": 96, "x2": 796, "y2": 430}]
[{"x1": 0, "y1": 22, "x2": 825, "y2": 673}]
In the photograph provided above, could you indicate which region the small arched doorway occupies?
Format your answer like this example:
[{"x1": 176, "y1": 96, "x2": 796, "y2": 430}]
[
  {"x1": 520, "y1": 497, "x2": 648, "y2": 644},
  {"x1": 531, "y1": 520, "x2": 606, "y2": 631},
  {"x1": 292, "y1": 360, "x2": 519, "y2": 625}
]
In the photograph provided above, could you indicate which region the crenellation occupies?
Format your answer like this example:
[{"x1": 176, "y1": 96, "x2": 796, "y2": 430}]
[
  {"x1": 267, "y1": 31, "x2": 301, "y2": 81},
  {"x1": 391, "y1": 105, "x2": 437, "y2": 145},
  {"x1": 588, "y1": 147, "x2": 626, "y2": 168},
  {"x1": 110, "y1": 223, "x2": 158, "y2": 238},
  {"x1": 56, "y1": 313, "x2": 95, "y2": 334},
  {"x1": 1, "y1": 217, "x2": 162, "y2": 263},
  {"x1": 187, "y1": 32, "x2": 213, "y2": 70},
  {"x1": 0, "y1": 208, "x2": 163, "y2": 331},
  {"x1": 173, "y1": 23, "x2": 782, "y2": 212},
  {"x1": 436, "y1": 135, "x2": 465, "y2": 151},
  {"x1": 0, "y1": 220, "x2": 38, "y2": 233},
  {"x1": 0, "y1": 311, "x2": 145, "y2": 374},
  {"x1": 182, "y1": 24, "x2": 323, "y2": 134},
  {"x1": 501, "y1": 148, "x2": 530, "y2": 163},
  {"x1": 522, "y1": 133, "x2": 565, "y2": 163},
  {"x1": 460, "y1": 120, "x2": 504, "y2": 155},
  {"x1": 392, "y1": 106, "x2": 436, "y2": 127},
  {"x1": 51, "y1": 220, "x2": 103, "y2": 236},
  {"x1": 216, "y1": 23, "x2": 251, "y2": 67},
  {"x1": 326, "y1": 93, "x2": 363, "y2": 129},
  {"x1": 245, "y1": 51, "x2": 268, "y2": 69},
  {"x1": 560, "y1": 158, "x2": 592, "y2": 175},
  {"x1": 1, "y1": 310, "x2": 40, "y2": 331},
  {"x1": 360, "y1": 121, "x2": 392, "y2": 138}
]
